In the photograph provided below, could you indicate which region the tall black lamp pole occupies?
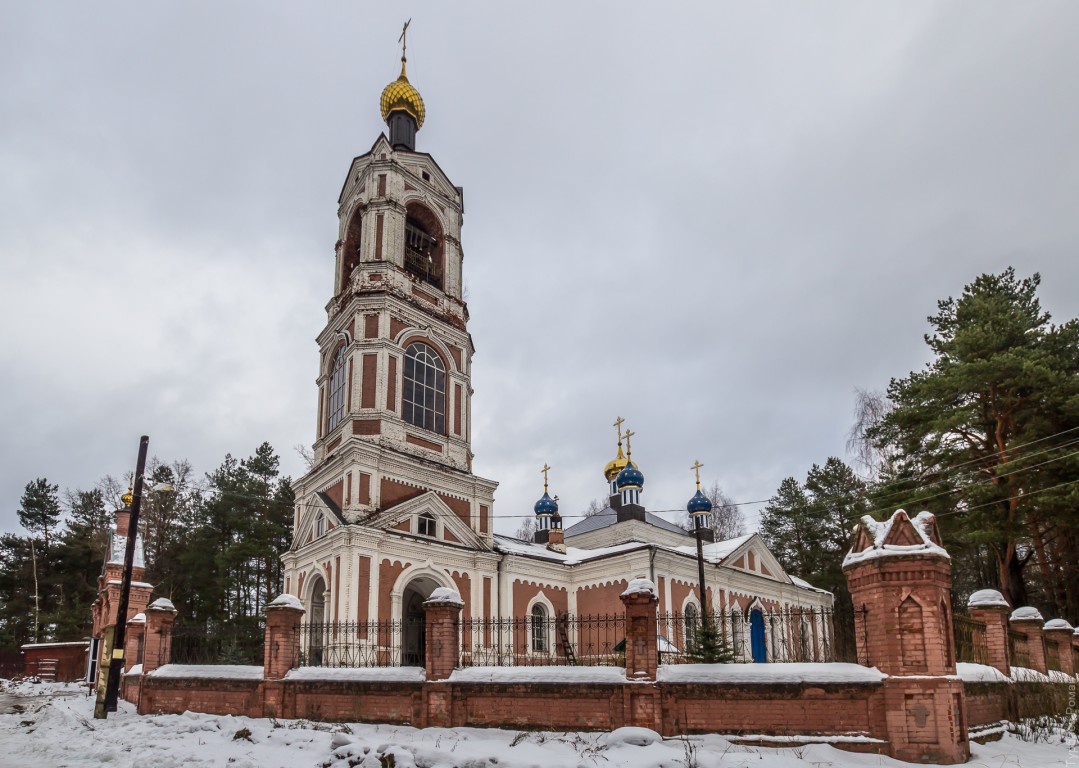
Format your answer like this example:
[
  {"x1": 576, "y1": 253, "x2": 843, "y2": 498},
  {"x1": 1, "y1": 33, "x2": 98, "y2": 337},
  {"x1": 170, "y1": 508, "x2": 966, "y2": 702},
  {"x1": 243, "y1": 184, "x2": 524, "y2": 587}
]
[
  {"x1": 687, "y1": 460, "x2": 714, "y2": 627},
  {"x1": 102, "y1": 434, "x2": 149, "y2": 713}
]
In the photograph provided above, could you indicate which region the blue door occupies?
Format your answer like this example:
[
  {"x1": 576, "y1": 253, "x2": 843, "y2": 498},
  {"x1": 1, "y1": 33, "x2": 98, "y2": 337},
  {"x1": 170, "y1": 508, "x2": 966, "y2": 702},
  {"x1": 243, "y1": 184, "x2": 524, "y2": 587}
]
[{"x1": 750, "y1": 609, "x2": 767, "y2": 663}]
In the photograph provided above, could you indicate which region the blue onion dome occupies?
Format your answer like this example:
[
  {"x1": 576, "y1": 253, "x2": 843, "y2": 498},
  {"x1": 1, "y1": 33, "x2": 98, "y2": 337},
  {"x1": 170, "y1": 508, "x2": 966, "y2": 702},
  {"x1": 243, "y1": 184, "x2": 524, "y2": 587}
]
[
  {"x1": 616, "y1": 460, "x2": 644, "y2": 489},
  {"x1": 687, "y1": 489, "x2": 713, "y2": 515},
  {"x1": 534, "y1": 492, "x2": 559, "y2": 516}
]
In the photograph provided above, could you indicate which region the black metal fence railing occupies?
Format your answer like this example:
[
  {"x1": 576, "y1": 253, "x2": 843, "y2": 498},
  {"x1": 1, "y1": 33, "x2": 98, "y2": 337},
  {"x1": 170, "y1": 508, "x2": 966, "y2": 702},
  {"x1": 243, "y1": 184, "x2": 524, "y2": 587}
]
[
  {"x1": 298, "y1": 618, "x2": 426, "y2": 668},
  {"x1": 170, "y1": 621, "x2": 265, "y2": 666},
  {"x1": 460, "y1": 613, "x2": 625, "y2": 667},
  {"x1": 953, "y1": 615, "x2": 989, "y2": 665},
  {"x1": 1008, "y1": 629, "x2": 1030, "y2": 670},
  {"x1": 659, "y1": 607, "x2": 837, "y2": 664}
]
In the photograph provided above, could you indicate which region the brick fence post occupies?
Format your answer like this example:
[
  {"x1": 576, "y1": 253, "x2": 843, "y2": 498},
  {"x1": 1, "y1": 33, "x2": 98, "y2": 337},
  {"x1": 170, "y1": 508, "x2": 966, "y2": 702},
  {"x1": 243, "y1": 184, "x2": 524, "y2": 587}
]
[
  {"x1": 142, "y1": 598, "x2": 177, "y2": 674},
  {"x1": 620, "y1": 578, "x2": 659, "y2": 682},
  {"x1": 1042, "y1": 619, "x2": 1074, "y2": 676},
  {"x1": 423, "y1": 589, "x2": 463, "y2": 682},
  {"x1": 843, "y1": 510, "x2": 968, "y2": 765},
  {"x1": 966, "y1": 590, "x2": 1011, "y2": 676},
  {"x1": 263, "y1": 594, "x2": 305, "y2": 719},
  {"x1": 1008, "y1": 607, "x2": 1047, "y2": 675},
  {"x1": 264, "y1": 594, "x2": 305, "y2": 680},
  {"x1": 124, "y1": 613, "x2": 146, "y2": 673}
]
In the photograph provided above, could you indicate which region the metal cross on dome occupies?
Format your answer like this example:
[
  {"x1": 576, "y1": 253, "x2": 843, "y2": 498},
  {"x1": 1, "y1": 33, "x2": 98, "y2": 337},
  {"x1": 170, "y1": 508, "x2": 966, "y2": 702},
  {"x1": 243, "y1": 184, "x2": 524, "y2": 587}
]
[
  {"x1": 612, "y1": 415, "x2": 625, "y2": 445},
  {"x1": 624, "y1": 429, "x2": 636, "y2": 456},
  {"x1": 399, "y1": 19, "x2": 411, "y2": 61},
  {"x1": 541, "y1": 462, "x2": 551, "y2": 492},
  {"x1": 691, "y1": 460, "x2": 704, "y2": 490}
]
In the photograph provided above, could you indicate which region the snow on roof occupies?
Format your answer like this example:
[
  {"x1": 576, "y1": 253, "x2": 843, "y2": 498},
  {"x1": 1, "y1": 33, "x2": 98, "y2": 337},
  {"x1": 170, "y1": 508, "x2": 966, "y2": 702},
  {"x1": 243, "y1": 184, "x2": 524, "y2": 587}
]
[
  {"x1": 124, "y1": 663, "x2": 143, "y2": 677},
  {"x1": 967, "y1": 589, "x2": 1010, "y2": 609},
  {"x1": 1010, "y1": 666, "x2": 1049, "y2": 683},
  {"x1": 956, "y1": 662, "x2": 1010, "y2": 684},
  {"x1": 127, "y1": 613, "x2": 146, "y2": 624},
  {"x1": 447, "y1": 666, "x2": 628, "y2": 684},
  {"x1": 843, "y1": 510, "x2": 949, "y2": 567},
  {"x1": 1043, "y1": 618, "x2": 1073, "y2": 630},
  {"x1": 425, "y1": 587, "x2": 464, "y2": 606},
  {"x1": 148, "y1": 597, "x2": 176, "y2": 612},
  {"x1": 494, "y1": 535, "x2": 648, "y2": 564},
  {"x1": 1010, "y1": 606, "x2": 1044, "y2": 622},
  {"x1": 669, "y1": 535, "x2": 753, "y2": 564},
  {"x1": 20, "y1": 641, "x2": 89, "y2": 649},
  {"x1": 267, "y1": 593, "x2": 305, "y2": 611},
  {"x1": 285, "y1": 666, "x2": 425, "y2": 683},
  {"x1": 107, "y1": 580, "x2": 154, "y2": 589},
  {"x1": 148, "y1": 664, "x2": 263, "y2": 680},
  {"x1": 658, "y1": 662, "x2": 886, "y2": 685},
  {"x1": 789, "y1": 575, "x2": 830, "y2": 594}
]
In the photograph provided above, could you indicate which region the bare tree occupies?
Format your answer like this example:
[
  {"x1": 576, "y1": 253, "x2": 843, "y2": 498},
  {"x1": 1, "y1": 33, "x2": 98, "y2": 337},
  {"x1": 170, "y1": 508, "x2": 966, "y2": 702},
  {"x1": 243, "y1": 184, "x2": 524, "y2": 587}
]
[
  {"x1": 294, "y1": 443, "x2": 315, "y2": 472},
  {"x1": 514, "y1": 516, "x2": 537, "y2": 541},
  {"x1": 583, "y1": 498, "x2": 608, "y2": 517},
  {"x1": 846, "y1": 387, "x2": 894, "y2": 479}
]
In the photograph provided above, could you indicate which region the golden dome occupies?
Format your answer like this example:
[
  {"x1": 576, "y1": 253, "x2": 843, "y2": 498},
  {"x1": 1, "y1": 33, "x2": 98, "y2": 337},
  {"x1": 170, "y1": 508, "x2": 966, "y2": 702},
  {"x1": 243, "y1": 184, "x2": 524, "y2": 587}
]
[
  {"x1": 380, "y1": 61, "x2": 425, "y2": 129},
  {"x1": 603, "y1": 444, "x2": 628, "y2": 481},
  {"x1": 121, "y1": 487, "x2": 134, "y2": 507}
]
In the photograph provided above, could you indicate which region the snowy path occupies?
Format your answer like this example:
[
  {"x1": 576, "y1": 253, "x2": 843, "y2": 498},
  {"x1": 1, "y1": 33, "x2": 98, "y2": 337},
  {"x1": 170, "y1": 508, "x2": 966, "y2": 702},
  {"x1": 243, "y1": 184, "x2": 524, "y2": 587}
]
[{"x1": 0, "y1": 680, "x2": 1074, "y2": 767}]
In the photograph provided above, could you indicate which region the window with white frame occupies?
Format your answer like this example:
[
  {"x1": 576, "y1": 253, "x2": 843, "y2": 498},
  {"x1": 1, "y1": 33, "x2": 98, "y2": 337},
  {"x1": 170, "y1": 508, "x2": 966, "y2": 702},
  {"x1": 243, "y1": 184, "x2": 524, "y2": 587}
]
[
  {"x1": 417, "y1": 511, "x2": 436, "y2": 537},
  {"x1": 326, "y1": 346, "x2": 347, "y2": 432},
  {"x1": 531, "y1": 603, "x2": 549, "y2": 653}
]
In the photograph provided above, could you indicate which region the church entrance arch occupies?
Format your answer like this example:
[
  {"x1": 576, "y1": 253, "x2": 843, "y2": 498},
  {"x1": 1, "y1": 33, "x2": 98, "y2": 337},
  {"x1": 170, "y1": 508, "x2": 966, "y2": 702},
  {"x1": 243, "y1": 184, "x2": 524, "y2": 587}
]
[
  {"x1": 400, "y1": 575, "x2": 441, "y2": 666},
  {"x1": 306, "y1": 574, "x2": 327, "y2": 665}
]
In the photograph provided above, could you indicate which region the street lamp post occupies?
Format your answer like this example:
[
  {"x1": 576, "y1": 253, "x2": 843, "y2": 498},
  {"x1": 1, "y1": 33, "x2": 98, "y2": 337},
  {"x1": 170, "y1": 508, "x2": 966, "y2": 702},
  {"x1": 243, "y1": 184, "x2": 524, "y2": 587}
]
[
  {"x1": 101, "y1": 435, "x2": 149, "y2": 714},
  {"x1": 686, "y1": 460, "x2": 714, "y2": 630}
]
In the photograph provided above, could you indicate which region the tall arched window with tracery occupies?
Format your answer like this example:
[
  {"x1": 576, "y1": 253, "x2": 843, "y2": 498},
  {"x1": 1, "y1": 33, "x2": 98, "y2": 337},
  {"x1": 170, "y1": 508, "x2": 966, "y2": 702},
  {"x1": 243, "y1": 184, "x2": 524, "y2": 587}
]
[
  {"x1": 326, "y1": 346, "x2": 347, "y2": 432},
  {"x1": 403, "y1": 342, "x2": 445, "y2": 434}
]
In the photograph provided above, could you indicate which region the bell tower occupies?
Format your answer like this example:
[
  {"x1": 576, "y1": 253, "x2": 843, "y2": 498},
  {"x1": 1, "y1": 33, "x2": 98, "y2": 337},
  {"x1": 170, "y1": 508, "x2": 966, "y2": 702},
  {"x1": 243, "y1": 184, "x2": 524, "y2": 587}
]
[{"x1": 295, "y1": 34, "x2": 497, "y2": 544}]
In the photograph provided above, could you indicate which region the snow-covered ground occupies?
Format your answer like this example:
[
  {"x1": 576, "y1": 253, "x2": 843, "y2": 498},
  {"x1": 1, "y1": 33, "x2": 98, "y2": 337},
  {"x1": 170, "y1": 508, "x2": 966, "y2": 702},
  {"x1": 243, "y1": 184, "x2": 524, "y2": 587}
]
[{"x1": 0, "y1": 679, "x2": 1075, "y2": 768}]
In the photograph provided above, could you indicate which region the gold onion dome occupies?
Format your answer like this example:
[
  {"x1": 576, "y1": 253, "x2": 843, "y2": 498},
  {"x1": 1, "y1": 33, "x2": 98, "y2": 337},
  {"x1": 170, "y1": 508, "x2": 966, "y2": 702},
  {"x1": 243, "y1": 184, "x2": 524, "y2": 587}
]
[
  {"x1": 380, "y1": 61, "x2": 425, "y2": 129},
  {"x1": 604, "y1": 444, "x2": 629, "y2": 481},
  {"x1": 121, "y1": 487, "x2": 134, "y2": 507}
]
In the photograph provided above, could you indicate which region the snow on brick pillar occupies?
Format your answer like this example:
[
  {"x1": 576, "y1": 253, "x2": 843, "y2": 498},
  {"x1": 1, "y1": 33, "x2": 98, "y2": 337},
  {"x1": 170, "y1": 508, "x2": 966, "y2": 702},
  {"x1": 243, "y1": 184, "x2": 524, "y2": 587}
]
[
  {"x1": 1043, "y1": 620, "x2": 1075, "y2": 676},
  {"x1": 843, "y1": 510, "x2": 968, "y2": 765},
  {"x1": 620, "y1": 578, "x2": 659, "y2": 682},
  {"x1": 423, "y1": 588, "x2": 463, "y2": 682},
  {"x1": 264, "y1": 595, "x2": 305, "y2": 680},
  {"x1": 966, "y1": 590, "x2": 1011, "y2": 676},
  {"x1": 123, "y1": 613, "x2": 146, "y2": 673},
  {"x1": 142, "y1": 598, "x2": 177, "y2": 674},
  {"x1": 1008, "y1": 607, "x2": 1047, "y2": 674}
]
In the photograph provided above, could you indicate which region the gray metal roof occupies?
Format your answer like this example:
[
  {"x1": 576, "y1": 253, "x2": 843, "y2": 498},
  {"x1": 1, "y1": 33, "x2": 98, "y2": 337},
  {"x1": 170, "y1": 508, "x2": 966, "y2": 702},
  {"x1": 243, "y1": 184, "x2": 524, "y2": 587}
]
[{"x1": 563, "y1": 508, "x2": 691, "y2": 538}]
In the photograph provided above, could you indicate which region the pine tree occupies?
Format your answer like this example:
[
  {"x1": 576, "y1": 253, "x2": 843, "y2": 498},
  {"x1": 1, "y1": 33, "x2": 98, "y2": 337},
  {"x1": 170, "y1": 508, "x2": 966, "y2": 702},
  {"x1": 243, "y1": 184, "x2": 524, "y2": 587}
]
[
  {"x1": 17, "y1": 478, "x2": 61, "y2": 553},
  {"x1": 686, "y1": 611, "x2": 735, "y2": 664}
]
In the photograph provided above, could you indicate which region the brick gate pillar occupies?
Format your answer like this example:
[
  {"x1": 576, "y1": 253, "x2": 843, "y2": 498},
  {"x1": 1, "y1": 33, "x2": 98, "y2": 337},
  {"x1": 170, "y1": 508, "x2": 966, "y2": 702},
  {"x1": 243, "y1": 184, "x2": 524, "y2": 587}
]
[
  {"x1": 423, "y1": 588, "x2": 463, "y2": 682},
  {"x1": 142, "y1": 598, "x2": 177, "y2": 674},
  {"x1": 1042, "y1": 619, "x2": 1074, "y2": 676},
  {"x1": 966, "y1": 590, "x2": 1011, "y2": 676},
  {"x1": 124, "y1": 613, "x2": 146, "y2": 673},
  {"x1": 620, "y1": 578, "x2": 659, "y2": 681},
  {"x1": 263, "y1": 593, "x2": 305, "y2": 719},
  {"x1": 1008, "y1": 607, "x2": 1047, "y2": 675},
  {"x1": 844, "y1": 510, "x2": 968, "y2": 765}
]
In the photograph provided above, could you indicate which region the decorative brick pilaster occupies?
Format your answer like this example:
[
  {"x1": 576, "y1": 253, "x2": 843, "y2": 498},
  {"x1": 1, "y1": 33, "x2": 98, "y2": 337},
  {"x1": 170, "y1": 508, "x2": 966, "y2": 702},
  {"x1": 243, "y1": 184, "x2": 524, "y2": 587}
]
[
  {"x1": 620, "y1": 578, "x2": 659, "y2": 682},
  {"x1": 264, "y1": 595, "x2": 305, "y2": 680},
  {"x1": 1009, "y1": 608, "x2": 1047, "y2": 675},
  {"x1": 142, "y1": 598, "x2": 177, "y2": 674},
  {"x1": 423, "y1": 590, "x2": 463, "y2": 682},
  {"x1": 967, "y1": 590, "x2": 1011, "y2": 676},
  {"x1": 844, "y1": 510, "x2": 968, "y2": 765},
  {"x1": 124, "y1": 613, "x2": 146, "y2": 673},
  {"x1": 1042, "y1": 619, "x2": 1074, "y2": 676}
]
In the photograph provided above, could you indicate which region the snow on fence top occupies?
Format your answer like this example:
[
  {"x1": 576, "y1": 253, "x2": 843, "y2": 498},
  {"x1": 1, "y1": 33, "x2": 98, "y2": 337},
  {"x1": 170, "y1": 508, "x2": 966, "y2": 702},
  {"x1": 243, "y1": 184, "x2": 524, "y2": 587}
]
[
  {"x1": 148, "y1": 597, "x2": 176, "y2": 612},
  {"x1": 128, "y1": 612, "x2": 146, "y2": 624},
  {"x1": 1043, "y1": 618, "x2": 1073, "y2": 630},
  {"x1": 658, "y1": 662, "x2": 886, "y2": 685},
  {"x1": 967, "y1": 589, "x2": 1009, "y2": 609},
  {"x1": 956, "y1": 662, "x2": 1010, "y2": 684},
  {"x1": 285, "y1": 666, "x2": 425, "y2": 683},
  {"x1": 843, "y1": 509, "x2": 949, "y2": 567},
  {"x1": 425, "y1": 587, "x2": 464, "y2": 606},
  {"x1": 148, "y1": 664, "x2": 263, "y2": 681},
  {"x1": 621, "y1": 577, "x2": 657, "y2": 598},
  {"x1": 267, "y1": 593, "x2": 304, "y2": 611},
  {"x1": 449, "y1": 666, "x2": 629, "y2": 685},
  {"x1": 1010, "y1": 606, "x2": 1043, "y2": 622}
]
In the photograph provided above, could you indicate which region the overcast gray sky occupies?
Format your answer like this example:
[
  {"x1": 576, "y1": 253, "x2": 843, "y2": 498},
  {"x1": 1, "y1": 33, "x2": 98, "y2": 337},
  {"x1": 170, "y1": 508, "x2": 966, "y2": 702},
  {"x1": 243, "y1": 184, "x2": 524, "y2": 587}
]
[{"x1": 2, "y1": 2, "x2": 1077, "y2": 537}]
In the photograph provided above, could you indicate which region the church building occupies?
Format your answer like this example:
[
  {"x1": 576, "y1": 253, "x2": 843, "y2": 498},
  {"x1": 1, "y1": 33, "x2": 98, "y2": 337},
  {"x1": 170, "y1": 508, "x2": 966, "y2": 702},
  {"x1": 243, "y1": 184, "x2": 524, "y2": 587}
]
[{"x1": 280, "y1": 42, "x2": 832, "y2": 663}]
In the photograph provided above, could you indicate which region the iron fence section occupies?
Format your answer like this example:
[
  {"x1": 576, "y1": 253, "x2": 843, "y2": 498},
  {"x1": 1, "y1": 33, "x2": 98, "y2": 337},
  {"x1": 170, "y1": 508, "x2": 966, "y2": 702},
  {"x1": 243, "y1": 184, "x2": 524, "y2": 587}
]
[
  {"x1": 953, "y1": 615, "x2": 989, "y2": 665},
  {"x1": 170, "y1": 621, "x2": 265, "y2": 666},
  {"x1": 460, "y1": 613, "x2": 625, "y2": 667},
  {"x1": 298, "y1": 618, "x2": 426, "y2": 668},
  {"x1": 1008, "y1": 629, "x2": 1030, "y2": 670},
  {"x1": 659, "y1": 606, "x2": 837, "y2": 664}
]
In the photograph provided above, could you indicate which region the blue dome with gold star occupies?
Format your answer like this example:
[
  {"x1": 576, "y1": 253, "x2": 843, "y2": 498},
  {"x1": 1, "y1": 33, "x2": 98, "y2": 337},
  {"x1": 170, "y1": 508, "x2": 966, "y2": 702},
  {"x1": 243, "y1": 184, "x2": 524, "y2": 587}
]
[
  {"x1": 534, "y1": 492, "x2": 559, "y2": 516},
  {"x1": 687, "y1": 489, "x2": 713, "y2": 515},
  {"x1": 615, "y1": 460, "x2": 644, "y2": 489}
]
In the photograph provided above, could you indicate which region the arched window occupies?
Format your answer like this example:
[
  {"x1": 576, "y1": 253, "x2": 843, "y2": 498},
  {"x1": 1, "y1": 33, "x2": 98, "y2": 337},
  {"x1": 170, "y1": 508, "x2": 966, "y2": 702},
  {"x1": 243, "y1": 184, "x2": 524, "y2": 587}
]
[
  {"x1": 403, "y1": 204, "x2": 443, "y2": 290},
  {"x1": 684, "y1": 604, "x2": 699, "y2": 652},
  {"x1": 403, "y1": 342, "x2": 445, "y2": 434},
  {"x1": 326, "y1": 346, "x2": 347, "y2": 432},
  {"x1": 531, "y1": 603, "x2": 549, "y2": 653}
]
